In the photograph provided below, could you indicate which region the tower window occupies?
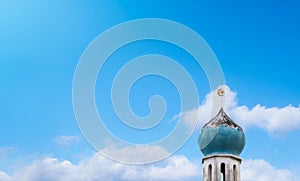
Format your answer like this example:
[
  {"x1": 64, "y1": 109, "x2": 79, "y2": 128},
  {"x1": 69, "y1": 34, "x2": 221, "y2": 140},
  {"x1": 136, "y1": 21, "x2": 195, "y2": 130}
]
[
  {"x1": 208, "y1": 164, "x2": 212, "y2": 181},
  {"x1": 233, "y1": 165, "x2": 237, "y2": 181},
  {"x1": 220, "y1": 163, "x2": 225, "y2": 181}
]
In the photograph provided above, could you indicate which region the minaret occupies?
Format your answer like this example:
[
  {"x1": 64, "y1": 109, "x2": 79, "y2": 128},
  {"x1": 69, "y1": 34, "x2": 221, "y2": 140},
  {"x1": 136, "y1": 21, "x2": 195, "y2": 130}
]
[{"x1": 198, "y1": 105, "x2": 246, "y2": 181}]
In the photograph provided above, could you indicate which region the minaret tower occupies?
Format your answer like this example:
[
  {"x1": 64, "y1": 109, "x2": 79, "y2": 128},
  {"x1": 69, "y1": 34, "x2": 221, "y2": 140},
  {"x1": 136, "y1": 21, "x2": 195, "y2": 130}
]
[{"x1": 198, "y1": 90, "x2": 246, "y2": 181}]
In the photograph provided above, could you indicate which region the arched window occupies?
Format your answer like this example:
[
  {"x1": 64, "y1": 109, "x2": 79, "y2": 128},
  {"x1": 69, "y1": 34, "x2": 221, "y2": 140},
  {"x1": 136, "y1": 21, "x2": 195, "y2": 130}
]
[
  {"x1": 208, "y1": 164, "x2": 212, "y2": 181},
  {"x1": 220, "y1": 163, "x2": 225, "y2": 181},
  {"x1": 233, "y1": 165, "x2": 237, "y2": 181}
]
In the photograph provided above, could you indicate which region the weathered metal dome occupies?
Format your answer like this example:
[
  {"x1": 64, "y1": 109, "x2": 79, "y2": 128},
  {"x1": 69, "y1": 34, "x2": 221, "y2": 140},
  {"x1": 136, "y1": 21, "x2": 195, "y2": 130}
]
[{"x1": 198, "y1": 108, "x2": 245, "y2": 156}]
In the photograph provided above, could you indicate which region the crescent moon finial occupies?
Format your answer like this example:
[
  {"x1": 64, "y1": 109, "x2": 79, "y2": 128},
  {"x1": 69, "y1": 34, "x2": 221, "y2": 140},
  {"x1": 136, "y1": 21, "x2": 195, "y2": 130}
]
[{"x1": 217, "y1": 88, "x2": 225, "y2": 97}]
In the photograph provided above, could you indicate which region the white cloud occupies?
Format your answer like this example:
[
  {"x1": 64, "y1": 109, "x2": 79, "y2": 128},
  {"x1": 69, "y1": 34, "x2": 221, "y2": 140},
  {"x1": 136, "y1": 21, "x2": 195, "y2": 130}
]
[
  {"x1": 241, "y1": 159, "x2": 295, "y2": 181},
  {"x1": 0, "y1": 153, "x2": 200, "y2": 181},
  {"x1": 232, "y1": 104, "x2": 300, "y2": 135},
  {"x1": 0, "y1": 171, "x2": 10, "y2": 181},
  {"x1": 179, "y1": 85, "x2": 300, "y2": 135},
  {"x1": 120, "y1": 156, "x2": 200, "y2": 181},
  {"x1": 54, "y1": 135, "x2": 81, "y2": 147}
]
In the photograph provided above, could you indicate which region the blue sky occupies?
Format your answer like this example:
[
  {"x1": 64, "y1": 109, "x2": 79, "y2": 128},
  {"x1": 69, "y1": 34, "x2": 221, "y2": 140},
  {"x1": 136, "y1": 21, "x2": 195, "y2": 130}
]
[{"x1": 1, "y1": 0, "x2": 300, "y2": 180}]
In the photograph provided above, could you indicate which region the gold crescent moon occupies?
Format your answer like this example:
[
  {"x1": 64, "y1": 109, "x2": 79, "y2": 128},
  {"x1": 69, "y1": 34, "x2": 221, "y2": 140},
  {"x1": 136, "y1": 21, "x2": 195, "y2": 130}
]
[{"x1": 217, "y1": 88, "x2": 225, "y2": 96}]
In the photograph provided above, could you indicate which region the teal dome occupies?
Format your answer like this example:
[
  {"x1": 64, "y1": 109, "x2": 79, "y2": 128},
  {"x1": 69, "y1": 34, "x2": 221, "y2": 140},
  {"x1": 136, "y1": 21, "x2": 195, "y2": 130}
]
[{"x1": 198, "y1": 108, "x2": 245, "y2": 156}]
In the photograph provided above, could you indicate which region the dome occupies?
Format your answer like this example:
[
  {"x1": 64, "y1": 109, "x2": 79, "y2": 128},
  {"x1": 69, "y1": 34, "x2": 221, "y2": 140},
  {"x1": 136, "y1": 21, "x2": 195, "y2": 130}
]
[{"x1": 198, "y1": 108, "x2": 245, "y2": 156}]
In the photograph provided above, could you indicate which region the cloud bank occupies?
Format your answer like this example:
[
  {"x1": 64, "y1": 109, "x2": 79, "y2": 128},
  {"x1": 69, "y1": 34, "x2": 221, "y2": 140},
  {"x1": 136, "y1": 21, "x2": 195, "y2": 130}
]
[
  {"x1": 0, "y1": 154, "x2": 296, "y2": 181},
  {"x1": 0, "y1": 154, "x2": 200, "y2": 181},
  {"x1": 179, "y1": 85, "x2": 300, "y2": 135}
]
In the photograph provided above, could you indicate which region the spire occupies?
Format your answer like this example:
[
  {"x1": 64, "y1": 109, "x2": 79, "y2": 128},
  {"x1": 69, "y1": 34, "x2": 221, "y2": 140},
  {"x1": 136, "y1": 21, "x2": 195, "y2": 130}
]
[{"x1": 202, "y1": 107, "x2": 242, "y2": 130}]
